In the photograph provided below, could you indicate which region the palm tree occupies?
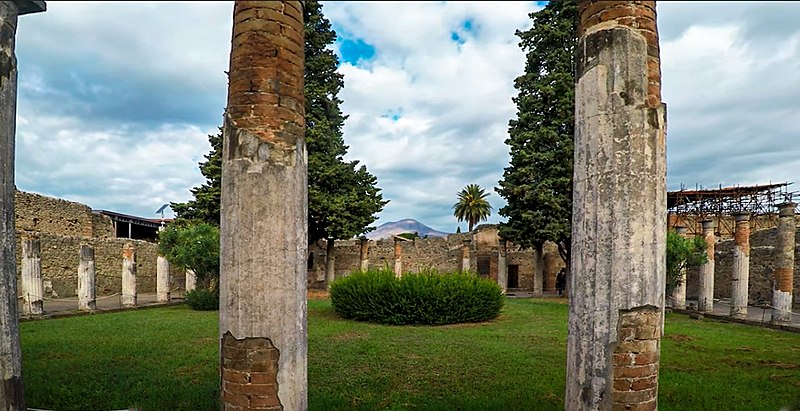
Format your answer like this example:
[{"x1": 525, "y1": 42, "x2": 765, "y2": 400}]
[{"x1": 452, "y1": 184, "x2": 493, "y2": 232}]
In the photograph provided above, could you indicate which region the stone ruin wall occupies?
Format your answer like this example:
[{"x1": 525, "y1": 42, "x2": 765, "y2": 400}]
[
  {"x1": 13, "y1": 190, "x2": 183, "y2": 298},
  {"x1": 308, "y1": 226, "x2": 566, "y2": 292},
  {"x1": 686, "y1": 226, "x2": 800, "y2": 308}
]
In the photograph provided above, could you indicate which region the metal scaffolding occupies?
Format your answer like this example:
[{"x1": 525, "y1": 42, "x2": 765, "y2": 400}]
[{"x1": 667, "y1": 182, "x2": 798, "y2": 237}]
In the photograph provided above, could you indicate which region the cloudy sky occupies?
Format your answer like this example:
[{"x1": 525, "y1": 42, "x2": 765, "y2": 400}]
[{"x1": 11, "y1": 2, "x2": 800, "y2": 233}]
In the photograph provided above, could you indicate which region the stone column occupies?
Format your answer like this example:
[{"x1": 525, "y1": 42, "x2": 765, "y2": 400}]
[
  {"x1": 0, "y1": 2, "x2": 46, "y2": 408},
  {"x1": 156, "y1": 255, "x2": 170, "y2": 302},
  {"x1": 20, "y1": 234, "x2": 43, "y2": 315},
  {"x1": 185, "y1": 269, "x2": 197, "y2": 293},
  {"x1": 497, "y1": 240, "x2": 508, "y2": 293},
  {"x1": 359, "y1": 237, "x2": 369, "y2": 272},
  {"x1": 568, "y1": 2, "x2": 666, "y2": 410},
  {"x1": 533, "y1": 242, "x2": 544, "y2": 296},
  {"x1": 772, "y1": 202, "x2": 796, "y2": 324},
  {"x1": 325, "y1": 239, "x2": 335, "y2": 289},
  {"x1": 671, "y1": 226, "x2": 688, "y2": 309},
  {"x1": 219, "y1": 3, "x2": 307, "y2": 410},
  {"x1": 697, "y1": 220, "x2": 716, "y2": 313},
  {"x1": 461, "y1": 239, "x2": 471, "y2": 273},
  {"x1": 121, "y1": 242, "x2": 137, "y2": 307},
  {"x1": 730, "y1": 212, "x2": 750, "y2": 318},
  {"x1": 78, "y1": 243, "x2": 96, "y2": 311},
  {"x1": 393, "y1": 238, "x2": 403, "y2": 277}
]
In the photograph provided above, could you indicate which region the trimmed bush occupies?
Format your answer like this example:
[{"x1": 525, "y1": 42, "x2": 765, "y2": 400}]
[
  {"x1": 329, "y1": 269, "x2": 504, "y2": 325},
  {"x1": 185, "y1": 289, "x2": 219, "y2": 311}
]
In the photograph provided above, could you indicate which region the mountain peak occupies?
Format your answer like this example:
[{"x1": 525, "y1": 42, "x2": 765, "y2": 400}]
[{"x1": 366, "y1": 219, "x2": 450, "y2": 240}]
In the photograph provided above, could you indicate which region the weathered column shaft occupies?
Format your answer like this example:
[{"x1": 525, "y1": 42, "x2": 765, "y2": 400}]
[
  {"x1": 698, "y1": 220, "x2": 716, "y2": 313},
  {"x1": 359, "y1": 238, "x2": 369, "y2": 272},
  {"x1": 497, "y1": 240, "x2": 508, "y2": 293},
  {"x1": 1, "y1": 2, "x2": 45, "y2": 408},
  {"x1": 219, "y1": 2, "x2": 307, "y2": 410},
  {"x1": 730, "y1": 213, "x2": 750, "y2": 318},
  {"x1": 20, "y1": 234, "x2": 43, "y2": 315},
  {"x1": 121, "y1": 242, "x2": 137, "y2": 307},
  {"x1": 78, "y1": 243, "x2": 96, "y2": 311},
  {"x1": 671, "y1": 226, "x2": 687, "y2": 309},
  {"x1": 156, "y1": 255, "x2": 170, "y2": 302},
  {"x1": 461, "y1": 239, "x2": 471, "y2": 273},
  {"x1": 393, "y1": 239, "x2": 402, "y2": 277},
  {"x1": 185, "y1": 269, "x2": 197, "y2": 293},
  {"x1": 325, "y1": 239, "x2": 335, "y2": 288},
  {"x1": 533, "y1": 243, "x2": 543, "y2": 296},
  {"x1": 568, "y1": 2, "x2": 665, "y2": 410},
  {"x1": 772, "y1": 202, "x2": 796, "y2": 323}
]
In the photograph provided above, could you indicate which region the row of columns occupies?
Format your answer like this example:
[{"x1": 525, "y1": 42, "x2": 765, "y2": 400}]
[
  {"x1": 18, "y1": 235, "x2": 176, "y2": 315},
  {"x1": 671, "y1": 202, "x2": 796, "y2": 324}
]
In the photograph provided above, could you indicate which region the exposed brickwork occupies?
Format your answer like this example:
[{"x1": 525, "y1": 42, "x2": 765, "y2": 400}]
[
  {"x1": 15, "y1": 190, "x2": 114, "y2": 238},
  {"x1": 578, "y1": 1, "x2": 660, "y2": 108},
  {"x1": 734, "y1": 216, "x2": 750, "y2": 257},
  {"x1": 221, "y1": 332, "x2": 282, "y2": 411},
  {"x1": 612, "y1": 306, "x2": 660, "y2": 411}
]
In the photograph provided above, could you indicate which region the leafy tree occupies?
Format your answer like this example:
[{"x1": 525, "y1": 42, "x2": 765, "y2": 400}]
[
  {"x1": 496, "y1": 1, "x2": 577, "y2": 267},
  {"x1": 157, "y1": 222, "x2": 220, "y2": 291},
  {"x1": 453, "y1": 184, "x2": 493, "y2": 232},
  {"x1": 170, "y1": 129, "x2": 221, "y2": 225},
  {"x1": 172, "y1": 1, "x2": 387, "y2": 277},
  {"x1": 666, "y1": 229, "x2": 707, "y2": 293}
]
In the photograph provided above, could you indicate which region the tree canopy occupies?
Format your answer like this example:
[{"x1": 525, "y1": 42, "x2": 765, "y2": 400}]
[
  {"x1": 666, "y1": 229, "x2": 707, "y2": 293},
  {"x1": 172, "y1": 1, "x2": 386, "y2": 245},
  {"x1": 453, "y1": 184, "x2": 492, "y2": 232},
  {"x1": 496, "y1": 1, "x2": 577, "y2": 260}
]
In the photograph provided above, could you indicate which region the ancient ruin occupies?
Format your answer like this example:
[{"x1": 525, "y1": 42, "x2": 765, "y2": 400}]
[
  {"x1": 568, "y1": 2, "x2": 666, "y2": 410},
  {"x1": 218, "y1": 2, "x2": 307, "y2": 410}
]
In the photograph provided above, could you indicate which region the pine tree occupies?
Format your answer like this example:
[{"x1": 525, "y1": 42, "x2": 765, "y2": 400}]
[
  {"x1": 170, "y1": 129, "x2": 221, "y2": 226},
  {"x1": 496, "y1": 1, "x2": 577, "y2": 264}
]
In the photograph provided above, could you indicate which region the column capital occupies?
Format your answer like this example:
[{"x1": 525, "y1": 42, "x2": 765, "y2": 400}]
[
  {"x1": 674, "y1": 226, "x2": 688, "y2": 235},
  {"x1": 732, "y1": 212, "x2": 750, "y2": 222},
  {"x1": 778, "y1": 202, "x2": 797, "y2": 217},
  {"x1": 700, "y1": 219, "x2": 716, "y2": 230},
  {"x1": 14, "y1": 1, "x2": 45, "y2": 15}
]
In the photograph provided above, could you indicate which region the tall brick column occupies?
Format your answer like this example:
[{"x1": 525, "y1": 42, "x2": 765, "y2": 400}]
[
  {"x1": 671, "y1": 226, "x2": 688, "y2": 309},
  {"x1": 359, "y1": 237, "x2": 369, "y2": 272},
  {"x1": 20, "y1": 234, "x2": 43, "y2": 315},
  {"x1": 121, "y1": 242, "x2": 137, "y2": 307},
  {"x1": 497, "y1": 239, "x2": 508, "y2": 293},
  {"x1": 393, "y1": 237, "x2": 403, "y2": 277},
  {"x1": 219, "y1": 2, "x2": 307, "y2": 410},
  {"x1": 77, "y1": 243, "x2": 96, "y2": 311},
  {"x1": 568, "y1": 2, "x2": 665, "y2": 410},
  {"x1": 0, "y1": 2, "x2": 46, "y2": 408},
  {"x1": 730, "y1": 212, "x2": 750, "y2": 318},
  {"x1": 461, "y1": 238, "x2": 471, "y2": 272},
  {"x1": 697, "y1": 220, "x2": 716, "y2": 313},
  {"x1": 772, "y1": 202, "x2": 796, "y2": 324}
]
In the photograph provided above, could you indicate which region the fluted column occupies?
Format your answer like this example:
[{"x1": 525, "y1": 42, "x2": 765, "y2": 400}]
[
  {"x1": 671, "y1": 226, "x2": 688, "y2": 309},
  {"x1": 772, "y1": 202, "x2": 796, "y2": 324},
  {"x1": 568, "y1": 2, "x2": 666, "y2": 410},
  {"x1": 121, "y1": 242, "x2": 137, "y2": 307},
  {"x1": 393, "y1": 238, "x2": 402, "y2": 277},
  {"x1": 730, "y1": 212, "x2": 750, "y2": 318},
  {"x1": 77, "y1": 243, "x2": 96, "y2": 311},
  {"x1": 359, "y1": 237, "x2": 369, "y2": 272},
  {"x1": 497, "y1": 240, "x2": 508, "y2": 293},
  {"x1": 20, "y1": 234, "x2": 43, "y2": 315},
  {"x1": 697, "y1": 220, "x2": 716, "y2": 313},
  {"x1": 156, "y1": 254, "x2": 170, "y2": 302}
]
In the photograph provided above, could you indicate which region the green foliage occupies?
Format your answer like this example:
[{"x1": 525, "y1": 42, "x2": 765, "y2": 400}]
[
  {"x1": 184, "y1": 289, "x2": 219, "y2": 311},
  {"x1": 304, "y1": 0, "x2": 387, "y2": 244},
  {"x1": 452, "y1": 184, "x2": 493, "y2": 232},
  {"x1": 170, "y1": 129, "x2": 222, "y2": 225},
  {"x1": 666, "y1": 229, "x2": 708, "y2": 292},
  {"x1": 329, "y1": 269, "x2": 504, "y2": 325},
  {"x1": 157, "y1": 222, "x2": 219, "y2": 290},
  {"x1": 496, "y1": 1, "x2": 577, "y2": 259}
]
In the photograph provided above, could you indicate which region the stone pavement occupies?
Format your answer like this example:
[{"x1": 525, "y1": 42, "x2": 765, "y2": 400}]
[{"x1": 17, "y1": 292, "x2": 186, "y2": 320}]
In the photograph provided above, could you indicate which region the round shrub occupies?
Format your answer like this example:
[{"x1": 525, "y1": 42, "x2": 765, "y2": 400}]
[
  {"x1": 329, "y1": 269, "x2": 504, "y2": 325},
  {"x1": 185, "y1": 288, "x2": 219, "y2": 311}
]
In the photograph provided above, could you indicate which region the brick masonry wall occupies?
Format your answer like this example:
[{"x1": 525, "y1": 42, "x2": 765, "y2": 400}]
[
  {"x1": 687, "y1": 226, "x2": 800, "y2": 307},
  {"x1": 15, "y1": 190, "x2": 114, "y2": 238}
]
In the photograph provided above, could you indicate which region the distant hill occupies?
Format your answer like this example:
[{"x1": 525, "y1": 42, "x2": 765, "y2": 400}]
[{"x1": 366, "y1": 219, "x2": 450, "y2": 240}]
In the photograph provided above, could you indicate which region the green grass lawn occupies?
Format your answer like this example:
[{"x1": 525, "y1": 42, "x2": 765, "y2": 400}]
[{"x1": 19, "y1": 298, "x2": 800, "y2": 411}]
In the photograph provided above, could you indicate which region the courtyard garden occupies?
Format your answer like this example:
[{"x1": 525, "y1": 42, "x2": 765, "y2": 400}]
[{"x1": 19, "y1": 298, "x2": 800, "y2": 411}]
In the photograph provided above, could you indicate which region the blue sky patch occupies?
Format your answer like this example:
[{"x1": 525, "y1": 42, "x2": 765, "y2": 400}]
[
  {"x1": 380, "y1": 108, "x2": 404, "y2": 121},
  {"x1": 340, "y1": 37, "x2": 375, "y2": 65},
  {"x1": 536, "y1": 1, "x2": 549, "y2": 7}
]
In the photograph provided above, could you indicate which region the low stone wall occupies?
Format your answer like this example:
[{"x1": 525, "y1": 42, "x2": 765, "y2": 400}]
[{"x1": 15, "y1": 232, "x2": 184, "y2": 298}]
